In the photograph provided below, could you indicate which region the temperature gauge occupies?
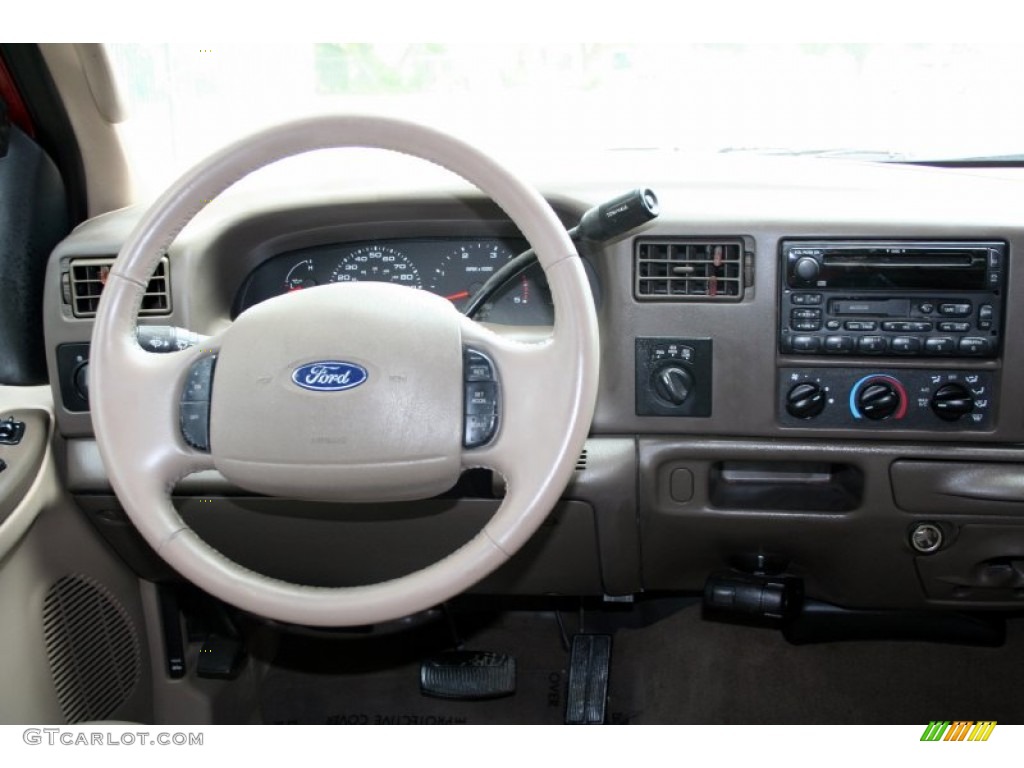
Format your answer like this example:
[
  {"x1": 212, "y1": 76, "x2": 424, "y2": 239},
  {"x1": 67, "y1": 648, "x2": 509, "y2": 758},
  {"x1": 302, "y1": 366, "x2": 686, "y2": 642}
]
[{"x1": 284, "y1": 259, "x2": 318, "y2": 291}]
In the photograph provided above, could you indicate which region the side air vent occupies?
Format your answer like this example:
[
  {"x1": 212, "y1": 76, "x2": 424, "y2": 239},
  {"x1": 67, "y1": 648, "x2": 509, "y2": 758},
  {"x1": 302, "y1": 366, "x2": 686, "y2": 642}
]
[
  {"x1": 68, "y1": 256, "x2": 171, "y2": 318},
  {"x1": 576, "y1": 448, "x2": 589, "y2": 472},
  {"x1": 42, "y1": 574, "x2": 141, "y2": 724},
  {"x1": 635, "y1": 238, "x2": 748, "y2": 301}
]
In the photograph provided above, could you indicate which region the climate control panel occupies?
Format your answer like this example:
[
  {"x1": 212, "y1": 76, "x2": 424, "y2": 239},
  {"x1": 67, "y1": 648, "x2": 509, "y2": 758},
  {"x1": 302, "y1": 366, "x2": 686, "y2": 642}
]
[{"x1": 778, "y1": 367, "x2": 994, "y2": 430}]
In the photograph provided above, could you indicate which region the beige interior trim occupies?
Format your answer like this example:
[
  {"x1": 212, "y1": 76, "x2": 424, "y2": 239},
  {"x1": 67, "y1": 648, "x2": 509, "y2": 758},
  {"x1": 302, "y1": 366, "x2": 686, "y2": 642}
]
[
  {"x1": 89, "y1": 115, "x2": 600, "y2": 627},
  {"x1": 0, "y1": 386, "x2": 57, "y2": 563},
  {"x1": 38, "y1": 44, "x2": 132, "y2": 216}
]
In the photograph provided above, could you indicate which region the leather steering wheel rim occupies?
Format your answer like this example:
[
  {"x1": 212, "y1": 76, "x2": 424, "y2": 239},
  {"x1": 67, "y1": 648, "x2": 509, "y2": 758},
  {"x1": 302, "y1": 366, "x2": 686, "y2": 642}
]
[{"x1": 89, "y1": 115, "x2": 600, "y2": 627}]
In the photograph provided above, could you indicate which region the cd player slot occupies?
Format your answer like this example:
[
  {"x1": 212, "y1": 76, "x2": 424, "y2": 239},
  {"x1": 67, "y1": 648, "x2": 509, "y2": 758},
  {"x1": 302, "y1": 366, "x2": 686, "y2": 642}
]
[{"x1": 822, "y1": 254, "x2": 981, "y2": 269}]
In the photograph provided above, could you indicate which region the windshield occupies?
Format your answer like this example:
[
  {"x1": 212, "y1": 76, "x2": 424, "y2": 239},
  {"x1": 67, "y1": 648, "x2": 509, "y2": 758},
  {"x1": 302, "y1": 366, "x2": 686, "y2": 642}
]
[{"x1": 106, "y1": 43, "x2": 1024, "y2": 196}]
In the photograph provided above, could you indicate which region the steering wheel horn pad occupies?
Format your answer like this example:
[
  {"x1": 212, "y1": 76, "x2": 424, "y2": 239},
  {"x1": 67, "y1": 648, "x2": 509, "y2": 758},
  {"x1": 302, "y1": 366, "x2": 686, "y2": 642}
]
[{"x1": 213, "y1": 281, "x2": 464, "y2": 502}]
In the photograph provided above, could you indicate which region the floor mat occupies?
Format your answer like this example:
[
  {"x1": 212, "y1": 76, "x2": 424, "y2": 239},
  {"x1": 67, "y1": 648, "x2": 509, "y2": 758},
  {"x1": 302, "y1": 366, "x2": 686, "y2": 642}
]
[{"x1": 258, "y1": 602, "x2": 1024, "y2": 724}]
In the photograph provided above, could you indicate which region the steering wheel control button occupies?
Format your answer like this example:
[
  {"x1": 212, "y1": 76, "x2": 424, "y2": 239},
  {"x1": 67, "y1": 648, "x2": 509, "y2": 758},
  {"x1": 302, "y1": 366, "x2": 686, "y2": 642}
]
[
  {"x1": 464, "y1": 350, "x2": 496, "y2": 382},
  {"x1": 464, "y1": 415, "x2": 498, "y2": 448},
  {"x1": 462, "y1": 348, "x2": 500, "y2": 448},
  {"x1": 179, "y1": 355, "x2": 217, "y2": 451},
  {"x1": 465, "y1": 383, "x2": 499, "y2": 415},
  {"x1": 184, "y1": 355, "x2": 216, "y2": 401},
  {"x1": 0, "y1": 417, "x2": 25, "y2": 445}
]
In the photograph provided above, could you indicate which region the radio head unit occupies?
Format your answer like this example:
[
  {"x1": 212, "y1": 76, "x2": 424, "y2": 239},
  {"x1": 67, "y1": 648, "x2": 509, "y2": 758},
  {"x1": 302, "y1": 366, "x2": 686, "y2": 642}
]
[{"x1": 779, "y1": 241, "x2": 1005, "y2": 358}]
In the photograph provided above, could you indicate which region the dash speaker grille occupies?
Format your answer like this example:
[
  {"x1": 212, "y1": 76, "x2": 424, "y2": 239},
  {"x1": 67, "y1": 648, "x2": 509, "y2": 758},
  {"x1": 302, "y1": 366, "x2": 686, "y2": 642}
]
[{"x1": 42, "y1": 574, "x2": 141, "y2": 723}]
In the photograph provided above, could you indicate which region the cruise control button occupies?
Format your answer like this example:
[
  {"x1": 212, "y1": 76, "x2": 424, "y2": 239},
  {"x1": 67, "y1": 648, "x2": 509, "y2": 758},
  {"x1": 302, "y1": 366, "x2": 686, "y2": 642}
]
[
  {"x1": 891, "y1": 336, "x2": 921, "y2": 354},
  {"x1": 857, "y1": 336, "x2": 886, "y2": 353},
  {"x1": 464, "y1": 350, "x2": 496, "y2": 382},
  {"x1": 183, "y1": 355, "x2": 216, "y2": 402},
  {"x1": 824, "y1": 335, "x2": 854, "y2": 352},
  {"x1": 925, "y1": 337, "x2": 956, "y2": 354},
  {"x1": 179, "y1": 402, "x2": 210, "y2": 451},
  {"x1": 465, "y1": 382, "x2": 498, "y2": 415},
  {"x1": 790, "y1": 336, "x2": 821, "y2": 352},
  {"x1": 464, "y1": 414, "x2": 498, "y2": 448},
  {"x1": 959, "y1": 337, "x2": 991, "y2": 355}
]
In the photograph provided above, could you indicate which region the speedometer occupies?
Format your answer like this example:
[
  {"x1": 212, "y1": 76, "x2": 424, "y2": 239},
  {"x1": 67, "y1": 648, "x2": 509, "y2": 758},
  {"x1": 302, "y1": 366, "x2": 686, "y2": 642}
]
[{"x1": 329, "y1": 245, "x2": 422, "y2": 289}]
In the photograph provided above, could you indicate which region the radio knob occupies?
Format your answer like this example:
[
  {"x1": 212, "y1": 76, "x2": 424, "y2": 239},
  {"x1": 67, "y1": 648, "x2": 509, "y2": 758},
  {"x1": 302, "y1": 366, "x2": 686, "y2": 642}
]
[
  {"x1": 651, "y1": 365, "x2": 694, "y2": 407},
  {"x1": 794, "y1": 257, "x2": 820, "y2": 282},
  {"x1": 857, "y1": 380, "x2": 902, "y2": 421},
  {"x1": 930, "y1": 383, "x2": 975, "y2": 422},
  {"x1": 786, "y1": 382, "x2": 827, "y2": 419}
]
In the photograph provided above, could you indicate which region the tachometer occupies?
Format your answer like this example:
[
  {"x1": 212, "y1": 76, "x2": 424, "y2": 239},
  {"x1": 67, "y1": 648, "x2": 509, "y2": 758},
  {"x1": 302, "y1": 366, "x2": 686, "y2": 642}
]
[
  {"x1": 428, "y1": 241, "x2": 552, "y2": 323},
  {"x1": 330, "y1": 245, "x2": 422, "y2": 289}
]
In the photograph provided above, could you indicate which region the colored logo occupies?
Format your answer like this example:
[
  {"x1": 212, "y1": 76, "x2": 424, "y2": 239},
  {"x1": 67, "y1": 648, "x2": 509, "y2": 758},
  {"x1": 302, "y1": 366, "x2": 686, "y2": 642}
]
[
  {"x1": 291, "y1": 362, "x2": 368, "y2": 392},
  {"x1": 920, "y1": 721, "x2": 996, "y2": 742}
]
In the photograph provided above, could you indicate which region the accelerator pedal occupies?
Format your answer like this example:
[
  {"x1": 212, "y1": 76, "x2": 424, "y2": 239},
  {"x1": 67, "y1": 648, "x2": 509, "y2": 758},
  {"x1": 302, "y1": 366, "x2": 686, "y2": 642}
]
[
  {"x1": 565, "y1": 634, "x2": 612, "y2": 724},
  {"x1": 420, "y1": 651, "x2": 516, "y2": 700}
]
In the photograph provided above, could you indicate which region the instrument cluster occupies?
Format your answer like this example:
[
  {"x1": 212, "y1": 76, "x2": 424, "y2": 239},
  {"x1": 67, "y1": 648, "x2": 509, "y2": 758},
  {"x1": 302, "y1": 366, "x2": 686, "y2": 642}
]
[{"x1": 234, "y1": 238, "x2": 555, "y2": 325}]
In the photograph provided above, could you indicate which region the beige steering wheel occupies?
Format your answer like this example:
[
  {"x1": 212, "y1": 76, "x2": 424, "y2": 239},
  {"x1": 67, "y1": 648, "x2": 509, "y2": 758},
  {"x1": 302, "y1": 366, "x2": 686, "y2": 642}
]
[{"x1": 89, "y1": 116, "x2": 599, "y2": 627}]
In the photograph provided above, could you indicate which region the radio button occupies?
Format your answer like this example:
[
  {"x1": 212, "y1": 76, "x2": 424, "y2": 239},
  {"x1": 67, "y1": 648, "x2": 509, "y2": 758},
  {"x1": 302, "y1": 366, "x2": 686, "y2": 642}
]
[
  {"x1": 792, "y1": 308, "x2": 822, "y2": 320},
  {"x1": 793, "y1": 321, "x2": 822, "y2": 331},
  {"x1": 825, "y1": 336, "x2": 854, "y2": 352},
  {"x1": 939, "y1": 303, "x2": 972, "y2": 317},
  {"x1": 791, "y1": 336, "x2": 821, "y2": 352},
  {"x1": 858, "y1": 336, "x2": 887, "y2": 353},
  {"x1": 908, "y1": 322, "x2": 934, "y2": 332},
  {"x1": 804, "y1": 294, "x2": 822, "y2": 305},
  {"x1": 794, "y1": 257, "x2": 820, "y2": 282},
  {"x1": 918, "y1": 302, "x2": 935, "y2": 314},
  {"x1": 844, "y1": 321, "x2": 877, "y2": 331},
  {"x1": 938, "y1": 321, "x2": 970, "y2": 333},
  {"x1": 925, "y1": 337, "x2": 956, "y2": 354},
  {"x1": 989, "y1": 271, "x2": 1002, "y2": 287},
  {"x1": 978, "y1": 304, "x2": 994, "y2": 330},
  {"x1": 825, "y1": 320, "x2": 842, "y2": 331},
  {"x1": 891, "y1": 337, "x2": 922, "y2": 354},
  {"x1": 959, "y1": 337, "x2": 991, "y2": 356},
  {"x1": 882, "y1": 321, "x2": 912, "y2": 332}
]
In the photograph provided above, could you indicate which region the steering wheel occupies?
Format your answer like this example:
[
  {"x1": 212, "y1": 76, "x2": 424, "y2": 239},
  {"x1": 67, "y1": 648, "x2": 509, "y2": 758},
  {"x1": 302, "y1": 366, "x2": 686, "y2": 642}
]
[{"x1": 89, "y1": 116, "x2": 599, "y2": 627}]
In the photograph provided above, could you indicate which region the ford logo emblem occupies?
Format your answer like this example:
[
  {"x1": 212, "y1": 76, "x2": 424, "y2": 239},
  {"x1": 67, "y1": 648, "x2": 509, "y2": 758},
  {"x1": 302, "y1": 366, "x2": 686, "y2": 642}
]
[{"x1": 291, "y1": 361, "x2": 369, "y2": 392}]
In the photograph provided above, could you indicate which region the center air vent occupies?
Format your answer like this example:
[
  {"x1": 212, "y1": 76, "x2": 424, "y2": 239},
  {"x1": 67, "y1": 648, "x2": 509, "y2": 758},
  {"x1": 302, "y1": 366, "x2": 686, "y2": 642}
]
[
  {"x1": 67, "y1": 256, "x2": 171, "y2": 318},
  {"x1": 635, "y1": 239, "x2": 748, "y2": 301}
]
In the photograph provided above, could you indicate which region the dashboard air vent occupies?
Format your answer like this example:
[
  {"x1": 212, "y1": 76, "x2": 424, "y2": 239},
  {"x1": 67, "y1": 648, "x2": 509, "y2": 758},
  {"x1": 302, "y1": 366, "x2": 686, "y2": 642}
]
[
  {"x1": 635, "y1": 239, "x2": 747, "y2": 301},
  {"x1": 68, "y1": 256, "x2": 171, "y2": 318}
]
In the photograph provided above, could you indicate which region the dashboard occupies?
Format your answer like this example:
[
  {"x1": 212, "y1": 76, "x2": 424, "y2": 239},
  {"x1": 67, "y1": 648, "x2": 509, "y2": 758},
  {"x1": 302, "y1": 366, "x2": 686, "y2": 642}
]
[
  {"x1": 39, "y1": 155, "x2": 1024, "y2": 614},
  {"x1": 233, "y1": 237, "x2": 556, "y2": 326}
]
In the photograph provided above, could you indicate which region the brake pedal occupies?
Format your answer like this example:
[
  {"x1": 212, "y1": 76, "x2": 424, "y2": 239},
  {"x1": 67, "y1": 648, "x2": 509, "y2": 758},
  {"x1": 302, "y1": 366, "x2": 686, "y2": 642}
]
[
  {"x1": 420, "y1": 651, "x2": 516, "y2": 700},
  {"x1": 565, "y1": 634, "x2": 612, "y2": 724}
]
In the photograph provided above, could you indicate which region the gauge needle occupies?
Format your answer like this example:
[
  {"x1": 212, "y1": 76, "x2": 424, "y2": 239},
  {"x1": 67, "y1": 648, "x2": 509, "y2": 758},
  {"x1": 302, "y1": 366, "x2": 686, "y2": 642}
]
[{"x1": 445, "y1": 290, "x2": 470, "y2": 301}]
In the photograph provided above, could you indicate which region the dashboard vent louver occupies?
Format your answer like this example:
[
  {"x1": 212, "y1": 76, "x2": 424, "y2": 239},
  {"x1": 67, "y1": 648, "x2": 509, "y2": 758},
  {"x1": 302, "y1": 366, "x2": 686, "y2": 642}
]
[
  {"x1": 68, "y1": 256, "x2": 171, "y2": 318},
  {"x1": 635, "y1": 239, "x2": 747, "y2": 301},
  {"x1": 576, "y1": 448, "x2": 589, "y2": 472}
]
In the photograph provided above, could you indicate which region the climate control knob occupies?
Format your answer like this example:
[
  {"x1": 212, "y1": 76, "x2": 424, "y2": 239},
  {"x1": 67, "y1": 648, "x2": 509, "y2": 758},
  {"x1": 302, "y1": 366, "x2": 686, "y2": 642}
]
[
  {"x1": 856, "y1": 380, "x2": 902, "y2": 421},
  {"x1": 786, "y1": 382, "x2": 826, "y2": 419},
  {"x1": 930, "y1": 383, "x2": 975, "y2": 422},
  {"x1": 651, "y1": 365, "x2": 694, "y2": 407}
]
